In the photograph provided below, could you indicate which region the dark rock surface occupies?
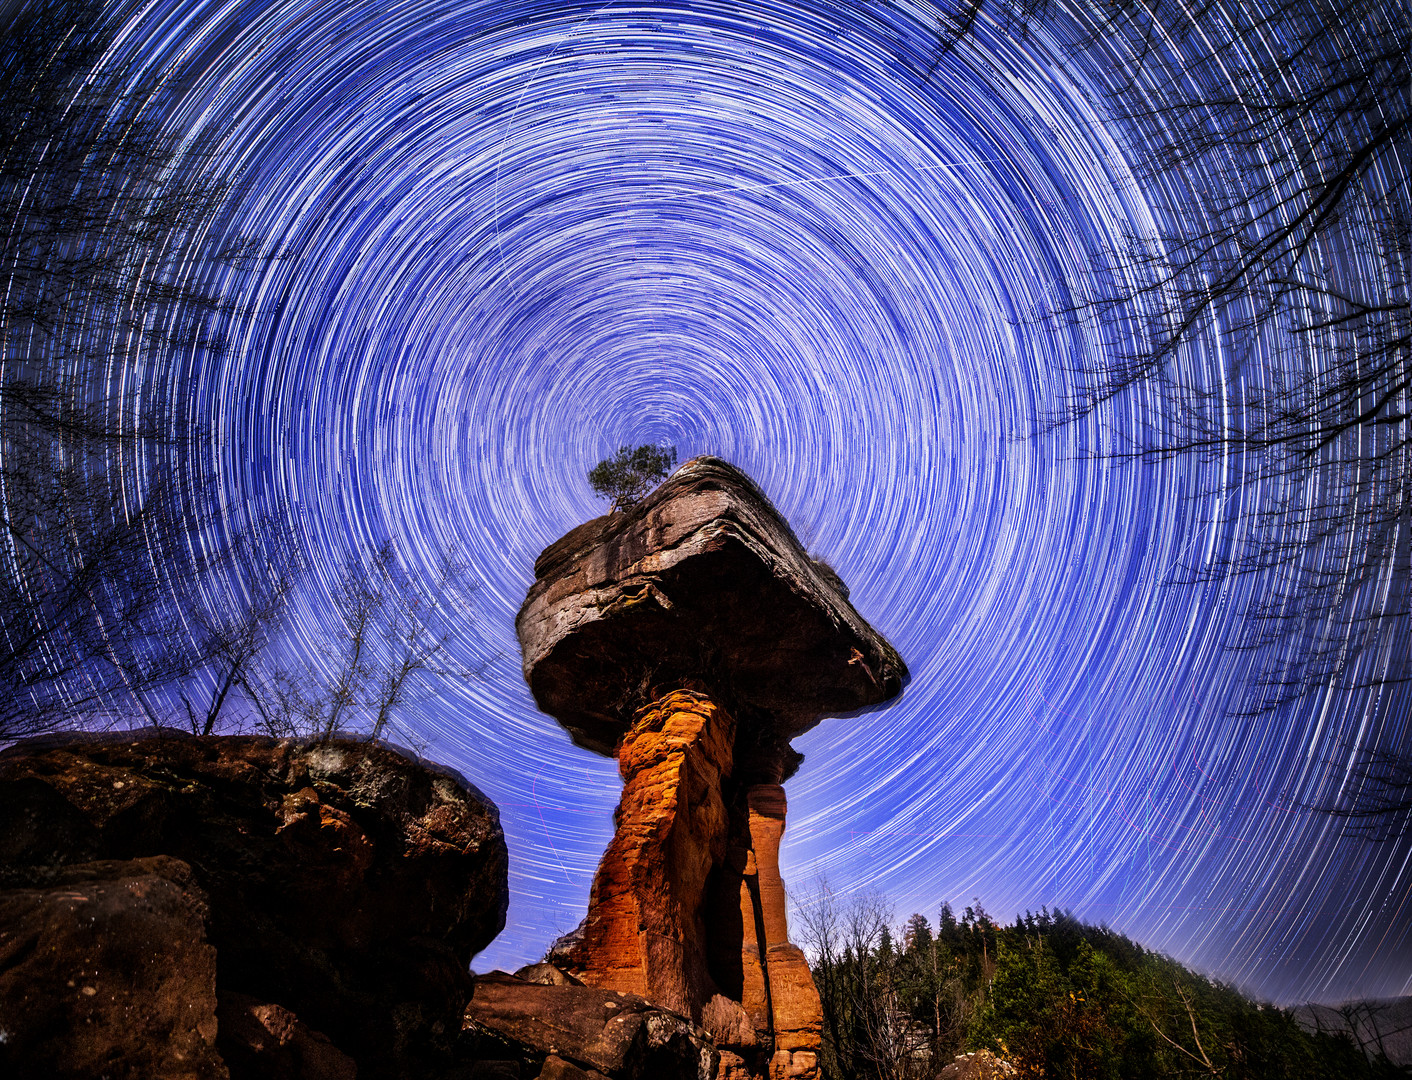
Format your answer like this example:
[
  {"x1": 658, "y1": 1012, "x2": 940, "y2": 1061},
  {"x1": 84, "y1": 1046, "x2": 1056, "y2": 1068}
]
[
  {"x1": 517, "y1": 455, "x2": 906, "y2": 758},
  {"x1": 0, "y1": 730, "x2": 509, "y2": 1079},
  {"x1": 217, "y1": 992, "x2": 357, "y2": 1080},
  {"x1": 0, "y1": 854, "x2": 223, "y2": 1079},
  {"x1": 515, "y1": 962, "x2": 585, "y2": 987},
  {"x1": 461, "y1": 971, "x2": 717, "y2": 1080}
]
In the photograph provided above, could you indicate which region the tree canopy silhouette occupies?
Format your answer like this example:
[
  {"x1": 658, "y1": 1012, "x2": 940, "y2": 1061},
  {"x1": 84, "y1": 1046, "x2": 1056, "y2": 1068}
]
[
  {"x1": 935, "y1": 0, "x2": 1408, "y2": 815},
  {"x1": 587, "y1": 444, "x2": 678, "y2": 512},
  {"x1": 0, "y1": 0, "x2": 262, "y2": 736}
]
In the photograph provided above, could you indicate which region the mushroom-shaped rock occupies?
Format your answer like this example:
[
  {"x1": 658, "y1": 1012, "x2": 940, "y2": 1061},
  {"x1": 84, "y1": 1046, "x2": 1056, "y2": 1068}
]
[
  {"x1": 516, "y1": 457, "x2": 906, "y2": 1080},
  {"x1": 518, "y1": 455, "x2": 906, "y2": 762}
]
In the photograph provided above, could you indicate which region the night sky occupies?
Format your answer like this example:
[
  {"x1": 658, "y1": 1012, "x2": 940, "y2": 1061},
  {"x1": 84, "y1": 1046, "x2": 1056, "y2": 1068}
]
[{"x1": 49, "y1": 0, "x2": 1410, "y2": 1004}]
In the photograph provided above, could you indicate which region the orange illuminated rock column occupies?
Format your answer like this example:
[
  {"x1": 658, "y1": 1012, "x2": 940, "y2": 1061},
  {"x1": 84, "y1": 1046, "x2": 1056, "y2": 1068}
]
[
  {"x1": 554, "y1": 689, "x2": 734, "y2": 1018},
  {"x1": 553, "y1": 689, "x2": 823, "y2": 1080},
  {"x1": 746, "y1": 786, "x2": 822, "y2": 1080},
  {"x1": 519, "y1": 459, "x2": 906, "y2": 1080}
]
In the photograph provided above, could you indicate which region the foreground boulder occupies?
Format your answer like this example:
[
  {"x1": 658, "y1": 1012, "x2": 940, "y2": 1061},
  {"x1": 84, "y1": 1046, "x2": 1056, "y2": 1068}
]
[
  {"x1": 0, "y1": 855, "x2": 222, "y2": 1079},
  {"x1": 217, "y1": 992, "x2": 357, "y2": 1080},
  {"x1": 461, "y1": 971, "x2": 717, "y2": 1080},
  {"x1": 0, "y1": 731, "x2": 508, "y2": 1079},
  {"x1": 518, "y1": 457, "x2": 906, "y2": 1080}
]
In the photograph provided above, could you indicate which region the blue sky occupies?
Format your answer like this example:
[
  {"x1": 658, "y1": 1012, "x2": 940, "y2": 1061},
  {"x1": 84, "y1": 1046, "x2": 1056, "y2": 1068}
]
[{"x1": 78, "y1": 0, "x2": 1411, "y2": 1003}]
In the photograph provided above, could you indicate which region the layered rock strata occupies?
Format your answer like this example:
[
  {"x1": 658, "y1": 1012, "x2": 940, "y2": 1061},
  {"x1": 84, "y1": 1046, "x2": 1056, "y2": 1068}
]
[
  {"x1": 552, "y1": 690, "x2": 735, "y2": 1013},
  {"x1": 0, "y1": 730, "x2": 508, "y2": 1079},
  {"x1": 519, "y1": 457, "x2": 906, "y2": 1080},
  {"x1": 462, "y1": 970, "x2": 718, "y2": 1080}
]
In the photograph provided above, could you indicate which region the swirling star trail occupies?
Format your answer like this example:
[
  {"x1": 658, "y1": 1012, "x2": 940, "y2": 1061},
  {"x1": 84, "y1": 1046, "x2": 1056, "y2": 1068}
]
[{"x1": 41, "y1": 0, "x2": 1412, "y2": 1002}]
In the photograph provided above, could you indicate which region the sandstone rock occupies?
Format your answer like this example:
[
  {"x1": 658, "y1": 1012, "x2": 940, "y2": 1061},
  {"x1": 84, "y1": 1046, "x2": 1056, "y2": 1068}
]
[
  {"x1": 746, "y1": 788, "x2": 822, "y2": 1072},
  {"x1": 517, "y1": 458, "x2": 906, "y2": 1080},
  {"x1": 716, "y1": 1050, "x2": 755, "y2": 1080},
  {"x1": 537, "y1": 1054, "x2": 611, "y2": 1079},
  {"x1": 552, "y1": 690, "x2": 734, "y2": 1015},
  {"x1": 461, "y1": 972, "x2": 717, "y2": 1080},
  {"x1": 516, "y1": 962, "x2": 585, "y2": 987},
  {"x1": 459, "y1": 1064, "x2": 523, "y2": 1080},
  {"x1": 217, "y1": 992, "x2": 357, "y2": 1080},
  {"x1": 0, "y1": 731, "x2": 509, "y2": 1078},
  {"x1": 517, "y1": 456, "x2": 906, "y2": 758},
  {"x1": 0, "y1": 855, "x2": 224, "y2": 1079}
]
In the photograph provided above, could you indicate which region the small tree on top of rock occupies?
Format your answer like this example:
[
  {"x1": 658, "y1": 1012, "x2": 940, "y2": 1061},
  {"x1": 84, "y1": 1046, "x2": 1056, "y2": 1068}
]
[{"x1": 588, "y1": 444, "x2": 677, "y2": 512}]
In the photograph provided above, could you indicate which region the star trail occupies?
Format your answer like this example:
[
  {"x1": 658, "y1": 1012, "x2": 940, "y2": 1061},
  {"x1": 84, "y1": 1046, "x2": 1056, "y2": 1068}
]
[{"x1": 17, "y1": 0, "x2": 1410, "y2": 1004}]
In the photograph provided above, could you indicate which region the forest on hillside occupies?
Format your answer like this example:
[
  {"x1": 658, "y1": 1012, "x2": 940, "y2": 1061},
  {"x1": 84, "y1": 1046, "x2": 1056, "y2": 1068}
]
[{"x1": 804, "y1": 897, "x2": 1408, "y2": 1079}]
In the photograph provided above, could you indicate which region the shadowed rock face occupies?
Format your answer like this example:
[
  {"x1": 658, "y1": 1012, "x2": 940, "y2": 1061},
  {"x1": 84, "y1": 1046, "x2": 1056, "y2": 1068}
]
[
  {"x1": 518, "y1": 456, "x2": 906, "y2": 765},
  {"x1": 518, "y1": 458, "x2": 906, "y2": 1080},
  {"x1": 0, "y1": 731, "x2": 508, "y2": 1079},
  {"x1": 0, "y1": 855, "x2": 225, "y2": 1079},
  {"x1": 463, "y1": 971, "x2": 719, "y2": 1080}
]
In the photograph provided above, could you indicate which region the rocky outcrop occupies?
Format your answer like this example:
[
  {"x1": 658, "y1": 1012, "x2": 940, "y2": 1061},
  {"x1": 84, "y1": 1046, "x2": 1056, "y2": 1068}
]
[
  {"x1": 518, "y1": 458, "x2": 906, "y2": 1080},
  {"x1": 550, "y1": 691, "x2": 734, "y2": 1014},
  {"x1": 0, "y1": 854, "x2": 223, "y2": 1079},
  {"x1": 518, "y1": 456, "x2": 906, "y2": 760},
  {"x1": 462, "y1": 971, "x2": 717, "y2": 1080},
  {"x1": 743, "y1": 788, "x2": 819, "y2": 1080},
  {"x1": 217, "y1": 992, "x2": 358, "y2": 1080},
  {"x1": 0, "y1": 730, "x2": 508, "y2": 1079}
]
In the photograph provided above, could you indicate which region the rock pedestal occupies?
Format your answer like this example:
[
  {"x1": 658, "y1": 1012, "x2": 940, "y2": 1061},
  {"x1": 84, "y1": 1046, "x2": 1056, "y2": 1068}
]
[
  {"x1": 745, "y1": 787, "x2": 821, "y2": 1080},
  {"x1": 554, "y1": 690, "x2": 735, "y2": 1014},
  {"x1": 519, "y1": 458, "x2": 906, "y2": 1080}
]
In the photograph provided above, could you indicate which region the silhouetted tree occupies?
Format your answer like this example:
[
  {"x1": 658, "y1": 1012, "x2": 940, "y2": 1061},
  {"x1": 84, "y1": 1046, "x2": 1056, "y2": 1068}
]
[
  {"x1": 0, "y1": 0, "x2": 264, "y2": 737},
  {"x1": 932, "y1": 0, "x2": 1410, "y2": 818},
  {"x1": 587, "y1": 444, "x2": 677, "y2": 512},
  {"x1": 800, "y1": 884, "x2": 947, "y2": 1080},
  {"x1": 243, "y1": 545, "x2": 477, "y2": 744},
  {"x1": 177, "y1": 550, "x2": 299, "y2": 736},
  {"x1": 1071, "y1": 0, "x2": 1410, "y2": 822},
  {"x1": 1037, "y1": 0, "x2": 1408, "y2": 703},
  {"x1": 1311, "y1": 747, "x2": 1412, "y2": 841}
]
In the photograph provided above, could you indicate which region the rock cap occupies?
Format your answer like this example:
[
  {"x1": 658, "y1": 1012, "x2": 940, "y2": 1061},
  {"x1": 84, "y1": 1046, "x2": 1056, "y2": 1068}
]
[{"x1": 517, "y1": 456, "x2": 906, "y2": 756}]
